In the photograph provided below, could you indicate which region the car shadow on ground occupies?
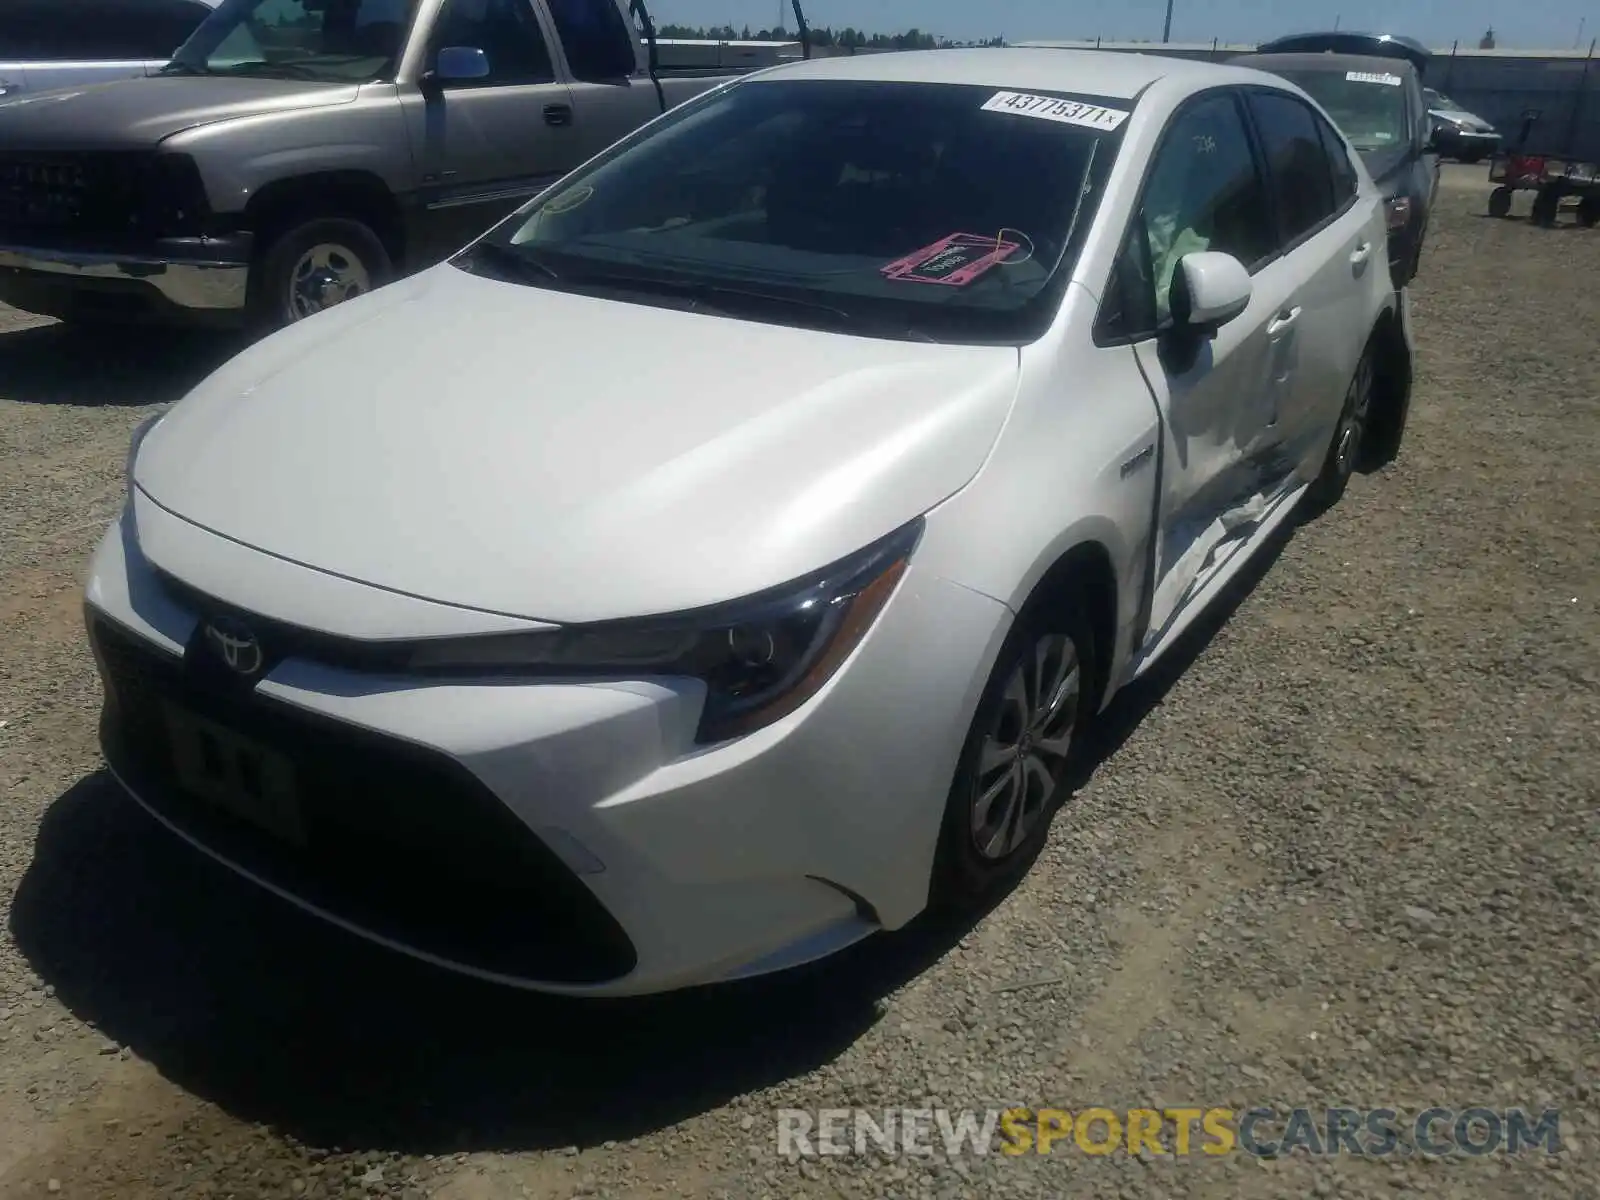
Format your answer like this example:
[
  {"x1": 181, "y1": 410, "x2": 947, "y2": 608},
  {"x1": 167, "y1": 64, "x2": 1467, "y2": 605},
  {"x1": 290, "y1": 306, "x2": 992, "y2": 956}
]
[
  {"x1": 0, "y1": 321, "x2": 244, "y2": 406},
  {"x1": 8, "y1": 521, "x2": 1297, "y2": 1156}
]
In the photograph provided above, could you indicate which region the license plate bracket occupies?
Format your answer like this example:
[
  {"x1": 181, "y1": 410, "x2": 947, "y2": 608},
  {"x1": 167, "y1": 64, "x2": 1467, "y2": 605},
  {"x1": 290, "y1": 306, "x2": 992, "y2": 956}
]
[{"x1": 162, "y1": 703, "x2": 305, "y2": 846}]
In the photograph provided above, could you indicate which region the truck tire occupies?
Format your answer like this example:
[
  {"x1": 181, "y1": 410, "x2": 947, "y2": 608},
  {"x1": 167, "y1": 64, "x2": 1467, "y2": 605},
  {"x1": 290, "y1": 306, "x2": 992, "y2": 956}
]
[
  {"x1": 1487, "y1": 187, "x2": 1513, "y2": 219},
  {"x1": 1578, "y1": 197, "x2": 1600, "y2": 229},
  {"x1": 249, "y1": 217, "x2": 393, "y2": 331}
]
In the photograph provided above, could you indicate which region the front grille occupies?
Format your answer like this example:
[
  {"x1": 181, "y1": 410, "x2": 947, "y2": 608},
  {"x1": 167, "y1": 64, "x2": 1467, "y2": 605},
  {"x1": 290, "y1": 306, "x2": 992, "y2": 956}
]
[
  {"x1": 90, "y1": 615, "x2": 638, "y2": 985},
  {"x1": 0, "y1": 151, "x2": 196, "y2": 240},
  {"x1": 153, "y1": 568, "x2": 415, "y2": 675}
]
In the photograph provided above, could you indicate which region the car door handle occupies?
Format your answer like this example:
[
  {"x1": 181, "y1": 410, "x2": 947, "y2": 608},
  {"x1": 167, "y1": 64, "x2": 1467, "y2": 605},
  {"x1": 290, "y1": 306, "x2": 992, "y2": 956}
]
[
  {"x1": 1267, "y1": 306, "x2": 1302, "y2": 337},
  {"x1": 1350, "y1": 241, "x2": 1373, "y2": 266},
  {"x1": 543, "y1": 103, "x2": 572, "y2": 127}
]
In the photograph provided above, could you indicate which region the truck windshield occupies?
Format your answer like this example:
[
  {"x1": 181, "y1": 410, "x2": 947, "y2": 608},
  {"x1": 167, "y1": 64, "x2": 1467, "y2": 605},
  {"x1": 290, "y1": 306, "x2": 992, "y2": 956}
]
[
  {"x1": 1281, "y1": 69, "x2": 1409, "y2": 152},
  {"x1": 461, "y1": 78, "x2": 1125, "y2": 345},
  {"x1": 165, "y1": 0, "x2": 418, "y2": 82}
]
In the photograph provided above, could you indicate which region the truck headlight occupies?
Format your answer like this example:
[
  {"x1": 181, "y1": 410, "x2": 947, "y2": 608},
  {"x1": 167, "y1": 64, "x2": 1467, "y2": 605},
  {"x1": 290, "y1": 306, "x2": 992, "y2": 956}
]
[{"x1": 406, "y1": 518, "x2": 924, "y2": 743}]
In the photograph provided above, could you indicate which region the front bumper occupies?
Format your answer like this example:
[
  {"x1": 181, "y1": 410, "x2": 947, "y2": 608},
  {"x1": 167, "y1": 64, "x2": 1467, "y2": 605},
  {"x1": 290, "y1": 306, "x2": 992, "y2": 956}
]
[
  {"x1": 0, "y1": 235, "x2": 251, "y2": 324},
  {"x1": 83, "y1": 505, "x2": 1011, "y2": 996}
]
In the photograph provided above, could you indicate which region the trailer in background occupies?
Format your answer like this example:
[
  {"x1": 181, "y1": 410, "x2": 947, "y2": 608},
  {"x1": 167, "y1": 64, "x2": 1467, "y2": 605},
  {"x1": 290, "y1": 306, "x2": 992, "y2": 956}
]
[{"x1": 1485, "y1": 41, "x2": 1600, "y2": 227}]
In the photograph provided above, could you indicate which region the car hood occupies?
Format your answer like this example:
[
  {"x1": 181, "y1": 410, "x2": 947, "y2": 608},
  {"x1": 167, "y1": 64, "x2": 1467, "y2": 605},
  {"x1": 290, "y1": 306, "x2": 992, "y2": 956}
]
[
  {"x1": 0, "y1": 77, "x2": 357, "y2": 152},
  {"x1": 1359, "y1": 144, "x2": 1411, "y2": 188},
  {"x1": 134, "y1": 265, "x2": 1022, "y2": 625},
  {"x1": 1431, "y1": 107, "x2": 1492, "y2": 130}
]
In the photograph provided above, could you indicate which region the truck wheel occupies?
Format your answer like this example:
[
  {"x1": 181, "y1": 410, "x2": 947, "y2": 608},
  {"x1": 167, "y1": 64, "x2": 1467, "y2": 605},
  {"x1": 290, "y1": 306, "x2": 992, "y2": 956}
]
[
  {"x1": 1487, "y1": 187, "x2": 1513, "y2": 219},
  {"x1": 250, "y1": 217, "x2": 392, "y2": 330},
  {"x1": 1578, "y1": 197, "x2": 1600, "y2": 229}
]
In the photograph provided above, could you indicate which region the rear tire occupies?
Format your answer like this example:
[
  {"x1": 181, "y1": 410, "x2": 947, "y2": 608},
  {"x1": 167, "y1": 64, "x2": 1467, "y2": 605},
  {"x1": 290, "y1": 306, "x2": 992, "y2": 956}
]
[
  {"x1": 1305, "y1": 339, "x2": 1375, "y2": 514},
  {"x1": 1577, "y1": 197, "x2": 1600, "y2": 229},
  {"x1": 1488, "y1": 187, "x2": 1513, "y2": 219},
  {"x1": 931, "y1": 592, "x2": 1097, "y2": 914},
  {"x1": 248, "y1": 217, "x2": 392, "y2": 332}
]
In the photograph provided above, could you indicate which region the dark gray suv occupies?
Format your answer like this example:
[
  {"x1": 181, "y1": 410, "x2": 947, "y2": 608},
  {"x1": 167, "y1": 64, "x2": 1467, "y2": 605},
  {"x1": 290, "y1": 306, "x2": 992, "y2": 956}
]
[{"x1": 1232, "y1": 48, "x2": 1440, "y2": 288}]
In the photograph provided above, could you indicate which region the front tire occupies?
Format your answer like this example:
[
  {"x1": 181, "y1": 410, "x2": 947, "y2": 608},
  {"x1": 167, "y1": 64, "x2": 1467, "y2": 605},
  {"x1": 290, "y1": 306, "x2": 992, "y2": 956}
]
[
  {"x1": 1488, "y1": 186, "x2": 1513, "y2": 219},
  {"x1": 249, "y1": 217, "x2": 392, "y2": 332},
  {"x1": 931, "y1": 594, "x2": 1097, "y2": 912}
]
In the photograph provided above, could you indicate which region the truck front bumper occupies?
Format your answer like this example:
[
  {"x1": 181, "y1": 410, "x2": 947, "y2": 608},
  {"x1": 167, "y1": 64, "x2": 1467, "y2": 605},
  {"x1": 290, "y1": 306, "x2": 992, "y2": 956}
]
[{"x1": 0, "y1": 235, "x2": 252, "y2": 325}]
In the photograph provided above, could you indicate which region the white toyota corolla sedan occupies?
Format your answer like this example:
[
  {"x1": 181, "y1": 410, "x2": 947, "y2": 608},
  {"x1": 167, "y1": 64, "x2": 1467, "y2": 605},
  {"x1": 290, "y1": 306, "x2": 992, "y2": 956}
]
[{"x1": 85, "y1": 48, "x2": 1412, "y2": 995}]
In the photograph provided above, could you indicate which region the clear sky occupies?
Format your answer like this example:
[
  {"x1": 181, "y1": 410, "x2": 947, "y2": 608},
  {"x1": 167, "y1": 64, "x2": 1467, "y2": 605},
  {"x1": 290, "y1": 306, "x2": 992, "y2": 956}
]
[{"x1": 651, "y1": 0, "x2": 1598, "y2": 51}]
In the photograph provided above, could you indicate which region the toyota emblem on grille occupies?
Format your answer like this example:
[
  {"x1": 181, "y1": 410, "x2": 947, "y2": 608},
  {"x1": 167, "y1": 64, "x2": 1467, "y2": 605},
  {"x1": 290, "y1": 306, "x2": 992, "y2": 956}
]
[{"x1": 203, "y1": 616, "x2": 264, "y2": 677}]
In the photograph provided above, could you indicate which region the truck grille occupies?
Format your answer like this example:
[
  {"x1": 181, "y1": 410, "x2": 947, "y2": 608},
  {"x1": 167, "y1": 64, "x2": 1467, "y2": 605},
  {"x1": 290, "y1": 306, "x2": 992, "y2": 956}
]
[
  {"x1": 0, "y1": 152, "x2": 152, "y2": 239},
  {"x1": 89, "y1": 615, "x2": 639, "y2": 985}
]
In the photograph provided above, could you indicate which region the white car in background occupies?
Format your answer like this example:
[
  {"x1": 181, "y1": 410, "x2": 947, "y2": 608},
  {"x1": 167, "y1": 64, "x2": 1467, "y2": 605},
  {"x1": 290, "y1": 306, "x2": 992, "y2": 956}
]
[
  {"x1": 85, "y1": 48, "x2": 1413, "y2": 996},
  {"x1": 0, "y1": 0, "x2": 216, "y2": 100},
  {"x1": 1424, "y1": 86, "x2": 1500, "y2": 162}
]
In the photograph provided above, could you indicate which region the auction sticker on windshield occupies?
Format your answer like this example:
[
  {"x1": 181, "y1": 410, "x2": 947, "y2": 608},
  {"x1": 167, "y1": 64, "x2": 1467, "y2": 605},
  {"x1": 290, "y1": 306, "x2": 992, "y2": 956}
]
[
  {"x1": 981, "y1": 91, "x2": 1130, "y2": 131},
  {"x1": 1346, "y1": 71, "x2": 1404, "y2": 86}
]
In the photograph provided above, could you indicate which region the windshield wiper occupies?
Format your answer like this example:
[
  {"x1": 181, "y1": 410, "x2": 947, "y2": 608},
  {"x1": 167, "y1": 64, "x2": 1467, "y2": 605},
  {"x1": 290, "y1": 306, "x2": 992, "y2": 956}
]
[
  {"x1": 210, "y1": 60, "x2": 329, "y2": 81},
  {"x1": 456, "y1": 240, "x2": 561, "y2": 285},
  {"x1": 158, "y1": 61, "x2": 213, "y2": 76},
  {"x1": 562, "y1": 270, "x2": 852, "y2": 321}
]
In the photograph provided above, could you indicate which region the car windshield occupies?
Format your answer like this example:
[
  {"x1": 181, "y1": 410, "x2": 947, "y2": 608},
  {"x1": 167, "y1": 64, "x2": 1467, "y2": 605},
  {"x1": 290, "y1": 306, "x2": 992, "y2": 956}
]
[
  {"x1": 164, "y1": 0, "x2": 418, "y2": 82},
  {"x1": 1282, "y1": 69, "x2": 1409, "y2": 151},
  {"x1": 458, "y1": 78, "x2": 1125, "y2": 345}
]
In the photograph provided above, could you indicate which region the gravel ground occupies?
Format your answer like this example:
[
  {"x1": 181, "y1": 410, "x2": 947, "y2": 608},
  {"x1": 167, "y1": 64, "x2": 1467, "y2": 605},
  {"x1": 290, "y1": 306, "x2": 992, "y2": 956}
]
[{"x1": 1, "y1": 165, "x2": 1595, "y2": 1199}]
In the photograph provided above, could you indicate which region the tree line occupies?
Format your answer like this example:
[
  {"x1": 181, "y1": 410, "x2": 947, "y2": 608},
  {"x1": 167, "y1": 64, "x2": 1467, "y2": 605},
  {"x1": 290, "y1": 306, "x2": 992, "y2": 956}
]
[{"x1": 655, "y1": 24, "x2": 1006, "y2": 50}]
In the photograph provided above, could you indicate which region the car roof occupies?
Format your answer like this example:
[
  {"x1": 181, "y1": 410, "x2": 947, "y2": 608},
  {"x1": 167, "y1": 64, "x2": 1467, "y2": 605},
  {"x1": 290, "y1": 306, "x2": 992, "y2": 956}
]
[
  {"x1": 757, "y1": 47, "x2": 1273, "y2": 102},
  {"x1": 1233, "y1": 52, "x2": 1418, "y2": 79}
]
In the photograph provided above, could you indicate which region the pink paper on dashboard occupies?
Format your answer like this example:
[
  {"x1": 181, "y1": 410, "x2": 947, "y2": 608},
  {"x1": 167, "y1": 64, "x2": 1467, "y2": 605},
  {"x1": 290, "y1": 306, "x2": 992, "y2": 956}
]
[{"x1": 880, "y1": 232, "x2": 1023, "y2": 286}]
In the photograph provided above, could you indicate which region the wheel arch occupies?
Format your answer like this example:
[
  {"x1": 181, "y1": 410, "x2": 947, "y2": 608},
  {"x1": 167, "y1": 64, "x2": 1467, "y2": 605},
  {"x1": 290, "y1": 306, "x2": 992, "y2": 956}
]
[
  {"x1": 243, "y1": 170, "x2": 406, "y2": 265},
  {"x1": 1363, "y1": 299, "x2": 1413, "y2": 468},
  {"x1": 1009, "y1": 537, "x2": 1122, "y2": 716}
]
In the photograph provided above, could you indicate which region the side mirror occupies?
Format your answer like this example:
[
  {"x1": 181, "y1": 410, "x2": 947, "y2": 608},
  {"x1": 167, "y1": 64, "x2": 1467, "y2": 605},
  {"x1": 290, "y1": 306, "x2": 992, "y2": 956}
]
[
  {"x1": 1169, "y1": 251, "x2": 1251, "y2": 337},
  {"x1": 429, "y1": 46, "x2": 490, "y2": 85}
]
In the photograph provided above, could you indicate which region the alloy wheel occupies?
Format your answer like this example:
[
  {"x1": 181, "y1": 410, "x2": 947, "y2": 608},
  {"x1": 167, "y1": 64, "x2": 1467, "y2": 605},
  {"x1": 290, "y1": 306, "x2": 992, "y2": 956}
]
[
  {"x1": 969, "y1": 633, "x2": 1081, "y2": 861},
  {"x1": 1335, "y1": 351, "x2": 1374, "y2": 478}
]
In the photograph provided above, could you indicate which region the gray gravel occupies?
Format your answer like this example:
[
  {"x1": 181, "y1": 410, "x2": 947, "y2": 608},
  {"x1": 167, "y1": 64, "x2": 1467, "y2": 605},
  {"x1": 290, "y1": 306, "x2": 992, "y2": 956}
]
[{"x1": 1, "y1": 165, "x2": 1595, "y2": 1199}]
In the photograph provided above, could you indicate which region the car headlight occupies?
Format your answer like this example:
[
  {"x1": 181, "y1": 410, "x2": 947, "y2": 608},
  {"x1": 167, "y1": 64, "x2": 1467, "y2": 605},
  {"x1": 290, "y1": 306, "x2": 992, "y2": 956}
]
[{"x1": 406, "y1": 517, "x2": 924, "y2": 744}]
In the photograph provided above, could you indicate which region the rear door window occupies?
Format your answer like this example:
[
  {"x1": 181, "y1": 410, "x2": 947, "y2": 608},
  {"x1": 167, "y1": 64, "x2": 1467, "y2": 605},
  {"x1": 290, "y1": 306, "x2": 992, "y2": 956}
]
[
  {"x1": 1312, "y1": 110, "x2": 1360, "y2": 210},
  {"x1": 1246, "y1": 90, "x2": 1339, "y2": 248}
]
